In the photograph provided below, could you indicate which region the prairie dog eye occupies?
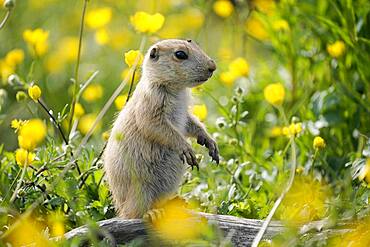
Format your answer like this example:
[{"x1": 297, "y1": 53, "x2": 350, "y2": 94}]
[{"x1": 174, "y1": 50, "x2": 188, "y2": 60}]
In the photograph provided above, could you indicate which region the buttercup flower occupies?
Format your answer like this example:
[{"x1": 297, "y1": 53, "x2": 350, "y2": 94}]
[
  {"x1": 192, "y1": 104, "x2": 207, "y2": 121},
  {"x1": 48, "y1": 212, "x2": 65, "y2": 237},
  {"x1": 313, "y1": 136, "x2": 326, "y2": 149},
  {"x1": 151, "y1": 198, "x2": 209, "y2": 241},
  {"x1": 272, "y1": 19, "x2": 289, "y2": 31},
  {"x1": 213, "y1": 0, "x2": 234, "y2": 18},
  {"x1": 130, "y1": 11, "x2": 165, "y2": 33},
  {"x1": 220, "y1": 71, "x2": 238, "y2": 86},
  {"x1": 245, "y1": 13, "x2": 269, "y2": 40},
  {"x1": 5, "y1": 49, "x2": 24, "y2": 67},
  {"x1": 252, "y1": 0, "x2": 276, "y2": 15},
  {"x1": 114, "y1": 94, "x2": 128, "y2": 110},
  {"x1": 78, "y1": 114, "x2": 101, "y2": 135},
  {"x1": 229, "y1": 57, "x2": 249, "y2": 77},
  {"x1": 327, "y1": 40, "x2": 345, "y2": 58},
  {"x1": 124, "y1": 50, "x2": 144, "y2": 68},
  {"x1": 23, "y1": 28, "x2": 49, "y2": 56},
  {"x1": 4, "y1": 215, "x2": 50, "y2": 246},
  {"x1": 15, "y1": 148, "x2": 35, "y2": 166},
  {"x1": 270, "y1": 126, "x2": 283, "y2": 137},
  {"x1": 264, "y1": 83, "x2": 285, "y2": 106},
  {"x1": 11, "y1": 119, "x2": 28, "y2": 133},
  {"x1": 18, "y1": 119, "x2": 47, "y2": 150},
  {"x1": 82, "y1": 84, "x2": 103, "y2": 102},
  {"x1": 73, "y1": 103, "x2": 85, "y2": 119},
  {"x1": 359, "y1": 158, "x2": 370, "y2": 184},
  {"x1": 102, "y1": 131, "x2": 110, "y2": 141},
  {"x1": 282, "y1": 122, "x2": 302, "y2": 137},
  {"x1": 95, "y1": 28, "x2": 110, "y2": 45},
  {"x1": 28, "y1": 85, "x2": 41, "y2": 101},
  {"x1": 86, "y1": 7, "x2": 112, "y2": 29},
  {"x1": 121, "y1": 68, "x2": 141, "y2": 82},
  {"x1": 278, "y1": 176, "x2": 330, "y2": 225}
]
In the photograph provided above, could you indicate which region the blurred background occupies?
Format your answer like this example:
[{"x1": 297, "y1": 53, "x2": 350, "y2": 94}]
[{"x1": 0, "y1": 0, "x2": 370, "y2": 246}]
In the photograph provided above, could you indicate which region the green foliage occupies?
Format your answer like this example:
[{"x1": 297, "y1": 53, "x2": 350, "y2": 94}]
[{"x1": 0, "y1": 0, "x2": 369, "y2": 246}]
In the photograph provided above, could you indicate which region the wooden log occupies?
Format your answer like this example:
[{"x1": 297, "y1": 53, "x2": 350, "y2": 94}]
[{"x1": 65, "y1": 213, "x2": 285, "y2": 246}]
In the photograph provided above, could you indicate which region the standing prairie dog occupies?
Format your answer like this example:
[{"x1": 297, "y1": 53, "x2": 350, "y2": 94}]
[{"x1": 104, "y1": 39, "x2": 219, "y2": 219}]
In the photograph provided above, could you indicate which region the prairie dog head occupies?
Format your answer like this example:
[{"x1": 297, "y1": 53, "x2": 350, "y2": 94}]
[{"x1": 142, "y1": 39, "x2": 216, "y2": 89}]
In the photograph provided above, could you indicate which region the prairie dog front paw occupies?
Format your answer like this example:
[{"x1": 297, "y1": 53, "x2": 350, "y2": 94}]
[
  {"x1": 197, "y1": 134, "x2": 219, "y2": 164},
  {"x1": 179, "y1": 143, "x2": 199, "y2": 170}
]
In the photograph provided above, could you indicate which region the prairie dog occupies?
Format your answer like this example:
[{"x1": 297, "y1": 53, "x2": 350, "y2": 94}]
[{"x1": 104, "y1": 39, "x2": 219, "y2": 218}]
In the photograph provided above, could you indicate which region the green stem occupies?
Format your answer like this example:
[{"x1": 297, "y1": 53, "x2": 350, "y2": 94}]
[
  {"x1": 126, "y1": 69, "x2": 137, "y2": 103},
  {"x1": 37, "y1": 99, "x2": 81, "y2": 174},
  {"x1": 0, "y1": 9, "x2": 11, "y2": 30},
  {"x1": 310, "y1": 149, "x2": 319, "y2": 175},
  {"x1": 252, "y1": 105, "x2": 297, "y2": 247},
  {"x1": 252, "y1": 136, "x2": 297, "y2": 247},
  {"x1": 68, "y1": 0, "x2": 89, "y2": 136},
  {"x1": 10, "y1": 161, "x2": 28, "y2": 203}
]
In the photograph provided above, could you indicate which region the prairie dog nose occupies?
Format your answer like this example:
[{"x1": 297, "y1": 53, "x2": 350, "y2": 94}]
[{"x1": 207, "y1": 60, "x2": 216, "y2": 72}]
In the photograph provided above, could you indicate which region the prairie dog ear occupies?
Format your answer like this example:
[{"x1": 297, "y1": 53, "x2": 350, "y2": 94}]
[{"x1": 149, "y1": 46, "x2": 159, "y2": 60}]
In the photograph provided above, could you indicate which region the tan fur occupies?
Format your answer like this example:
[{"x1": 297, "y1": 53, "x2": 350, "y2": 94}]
[{"x1": 104, "y1": 39, "x2": 219, "y2": 218}]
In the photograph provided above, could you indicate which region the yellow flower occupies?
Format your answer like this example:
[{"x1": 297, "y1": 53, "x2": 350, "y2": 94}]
[
  {"x1": 192, "y1": 104, "x2": 207, "y2": 121},
  {"x1": 48, "y1": 212, "x2": 65, "y2": 237},
  {"x1": 359, "y1": 158, "x2": 370, "y2": 184},
  {"x1": 130, "y1": 11, "x2": 165, "y2": 33},
  {"x1": 124, "y1": 50, "x2": 144, "y2": 68},
  {"x1": 282, "y1": 122, "x2": 302, "y2": 137},
  {"x1": 328, "y1": 216, "x2": 370, "y2": 247},
  {"x1": 28, "y1": 85, "x2": 41, "y2": 101},
  {"x1": 114, "y1": 94, "x2": 128, "y2": 110},
  {"x1": 313, "y1": 136, "x2": 326, "y2": 149},
  {"x1": 102, "y1": 131, "x2": 110, "y2": 141},
  {"x1": 213, "y1": 0, "x2": 234, "y2": 18},
  {"x1": 245, "y1": 13, "x2": 269, "y2": 40},
  {"x1": 73, "y1": 103, "x2": 85, "y2": 119},
  {"x1": 270, "y1": 126, "x2": 283, "y2": 137},
  {"x1": 158, "y1": 8, "x2": 204, "y2": 39},
  {"x1": 218, "y1": 47, "x2": 233, "y2": 61},
  {"x1": 45, "y1": 37, "x2": 79, "y2": 73},
  {"x1": 23, "y1": 28, "x2": 49, "y2": 56},
  {"x1": 277, "y1": 176, "x2": 330, "y2": 225},
  {"x1": 272, "y1": 19, "x2": 289, "y2": 31},
  {"x1": 121, "y1": 68, "x2": 141, "y2": 82},
  {"x1": 58, "y1": 37, "x2": 79, "y2": 62},
  {"x1": 86, "y1": 7, "x2": 112, "y2": 29},
  {"x1": 251, "y1": 0, "x2": 276, "y2": 15},
  {"x1": 220, "y1": 70, "x2": 238, "y2": 86},
  {"x1": 18, "y1": 119, "x2": 47, "y2": 150},
  {"x1": 15, "y1": 148, "x2": 35, "y2": 166},
  {"x1": 4, "y1": 215, "x2": 50, "y2": 246},
  {"x1": 78, "y1": 114, "x2": 100, "y2": 135},
  {"x1": 82, "y1": 84, "x2": 103, "y2": 102},
  {"x1": 264, "y1": 83, "x2": 285, "y2": 106},
  {"x1": 151, "y1": 197, "x2": 209, "y2": 241},
  {"x1": 0, "y1": 60, "x2": 14, "y2": 80},
  {"x1": 95, "y1": 28, "x2": 110, "y2": 45},
  {"x1": 327, "y1": 40, "x2": 345, "y2": 58},
  {"x1": 229, "y1": 57, "x2": 249, "y2": 77},
  {"x1": 5, "y1": 49, "x2": 25, "y2": 67}
]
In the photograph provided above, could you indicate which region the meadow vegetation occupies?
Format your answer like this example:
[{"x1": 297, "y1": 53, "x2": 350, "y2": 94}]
[{"x1": 0, "y1": 0, "x2": 369, "y2": 246}]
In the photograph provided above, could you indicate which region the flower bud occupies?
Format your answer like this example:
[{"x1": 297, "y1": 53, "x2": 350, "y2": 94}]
[
  {"x1": 28, "y1": 84, "x2": 42, "y2": 101},
  {"x1": 229, "y1": 138, "x2": 238, "y2": 145},
  {"x1": 16, "y1": 91, "x2": 27, "y2": 101},
  {"x1": 4, "y1": 0, "x2": 15, "y2": 9},
  {"x1": 8, "y1": 74, "x2": 22, "y2": 86},
  {"x1": 313, "y1": 136, "x2": 326, "y2": 150},
  {"x1": 235, "y1": 86, "x2": 244, "y2": 96},
  {"x1": 216, "y1": 117, "x2": 226, "y2": 129}
]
